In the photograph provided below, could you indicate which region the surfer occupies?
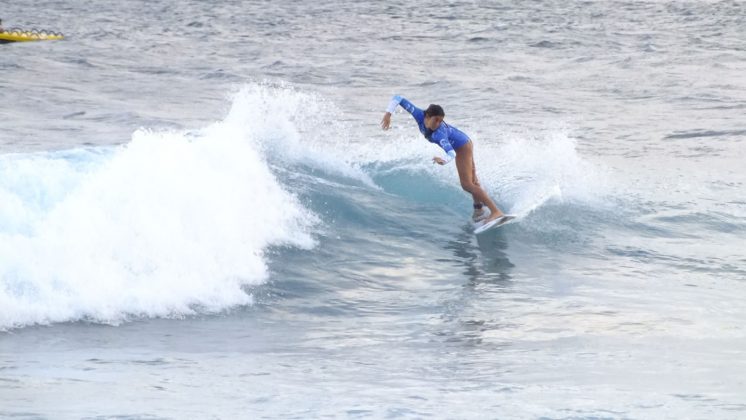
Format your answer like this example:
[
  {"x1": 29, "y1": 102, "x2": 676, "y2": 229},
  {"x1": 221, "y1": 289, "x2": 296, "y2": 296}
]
[{"x1": 381, "y1": 95, "x2": 505, "y2": 224}]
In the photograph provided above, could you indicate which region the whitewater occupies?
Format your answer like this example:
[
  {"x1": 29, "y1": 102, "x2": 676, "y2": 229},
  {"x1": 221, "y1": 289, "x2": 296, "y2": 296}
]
[{"x1": 2, "y1": 0, "x2": 745, "y2": 418}]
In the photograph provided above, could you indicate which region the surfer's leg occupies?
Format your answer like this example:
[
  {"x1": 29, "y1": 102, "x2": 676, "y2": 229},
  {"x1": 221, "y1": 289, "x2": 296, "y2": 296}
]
[
  {"x1": 455, "y1": 142, "x2": 504, "y2": 221},
  {"x1": 472, "y1": 157, "x2": 484, "y2": 204},
  {"x1": 472, "y1": 157, "x2": 480, "y2": 188},
  {"x1": 470, "y1": 157, "x2": 487, "y2": 221}
]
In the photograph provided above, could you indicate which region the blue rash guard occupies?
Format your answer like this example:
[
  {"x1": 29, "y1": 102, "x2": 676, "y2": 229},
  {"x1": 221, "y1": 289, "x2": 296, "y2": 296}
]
[{"x1": 386, "y1": 95, "x2": 470, "y2": 164}]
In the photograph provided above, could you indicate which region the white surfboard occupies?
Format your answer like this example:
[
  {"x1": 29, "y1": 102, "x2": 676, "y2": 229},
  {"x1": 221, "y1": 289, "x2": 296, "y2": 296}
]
[{"x1": 474, "y1": 215, "x2": 516, "y2": 235}]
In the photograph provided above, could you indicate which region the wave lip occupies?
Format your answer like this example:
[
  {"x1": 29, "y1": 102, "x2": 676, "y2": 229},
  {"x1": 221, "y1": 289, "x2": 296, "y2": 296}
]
[{"x1": 0, "y1": 87, "x2": 319, "y2": 330}]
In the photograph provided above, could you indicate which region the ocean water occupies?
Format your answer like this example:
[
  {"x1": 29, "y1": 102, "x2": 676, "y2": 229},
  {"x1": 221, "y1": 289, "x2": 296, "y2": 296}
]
[{"x1": 1, "y1": 0, "x2": 745, "y2": 418}]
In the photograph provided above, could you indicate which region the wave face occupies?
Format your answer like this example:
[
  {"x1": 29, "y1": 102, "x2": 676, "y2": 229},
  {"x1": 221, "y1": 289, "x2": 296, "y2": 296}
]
[{"x1": 0, "y1": 84, "x2": 611, "y2": 330}]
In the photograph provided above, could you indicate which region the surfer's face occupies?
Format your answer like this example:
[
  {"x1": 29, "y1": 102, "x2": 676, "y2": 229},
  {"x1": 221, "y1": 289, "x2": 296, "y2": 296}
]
[{"x1": 424, "y1": 115, "x2": 443, "y2": 131}]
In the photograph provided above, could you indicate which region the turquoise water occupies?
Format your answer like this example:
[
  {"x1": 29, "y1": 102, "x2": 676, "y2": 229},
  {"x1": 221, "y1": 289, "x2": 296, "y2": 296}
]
[{"x1": 1, "y1": 1, "x2": 745, "y2": 418}]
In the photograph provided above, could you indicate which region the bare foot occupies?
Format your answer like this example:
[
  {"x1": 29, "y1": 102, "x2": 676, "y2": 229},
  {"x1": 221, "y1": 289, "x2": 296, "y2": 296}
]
[{"x1": 482, "y1": 212, "x2": 504, "y2": 224}]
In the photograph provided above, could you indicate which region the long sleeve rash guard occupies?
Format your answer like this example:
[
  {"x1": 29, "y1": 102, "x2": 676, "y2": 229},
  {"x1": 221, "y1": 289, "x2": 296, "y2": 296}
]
[{"x1": 386, "y1": 95, "x2": 470, "y2": 164}]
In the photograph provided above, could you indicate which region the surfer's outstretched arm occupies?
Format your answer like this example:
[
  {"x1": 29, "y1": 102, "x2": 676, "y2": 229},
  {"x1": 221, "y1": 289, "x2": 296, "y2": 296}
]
[{"x1": 381, "y1": 95, "x2": 423, "y2": 130}]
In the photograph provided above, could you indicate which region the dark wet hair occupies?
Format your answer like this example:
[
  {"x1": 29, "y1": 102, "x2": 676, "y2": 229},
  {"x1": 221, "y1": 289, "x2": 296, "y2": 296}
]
[{"x1": 424, "y1": 104, "x2": 445, "y2": 118}]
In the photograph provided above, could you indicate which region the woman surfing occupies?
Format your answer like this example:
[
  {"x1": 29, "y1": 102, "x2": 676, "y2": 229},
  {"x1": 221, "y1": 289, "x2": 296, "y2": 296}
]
[{"x1": 381, "y1": 95, "x2": 509, "y2": 227}]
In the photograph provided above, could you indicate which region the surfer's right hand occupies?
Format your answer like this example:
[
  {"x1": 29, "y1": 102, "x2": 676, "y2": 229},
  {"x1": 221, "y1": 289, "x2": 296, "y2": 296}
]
[{"x1": 381, "y1": 112, "x2": 391, "y2": 130}]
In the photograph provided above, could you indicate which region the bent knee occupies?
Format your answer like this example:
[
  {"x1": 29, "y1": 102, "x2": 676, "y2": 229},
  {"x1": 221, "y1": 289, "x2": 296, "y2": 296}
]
[{"x1": 460, "y1": 181, "x2": 478, "y2": 193}]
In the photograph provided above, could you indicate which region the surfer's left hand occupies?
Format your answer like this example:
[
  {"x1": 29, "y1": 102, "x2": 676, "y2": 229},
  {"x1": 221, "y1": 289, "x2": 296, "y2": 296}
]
[
  {"x1": 381, "y1": 113, "x2": 392, "y2": 130},
  {"x1": 432, "y1": 157, "x2": 446, "y2": 165}
]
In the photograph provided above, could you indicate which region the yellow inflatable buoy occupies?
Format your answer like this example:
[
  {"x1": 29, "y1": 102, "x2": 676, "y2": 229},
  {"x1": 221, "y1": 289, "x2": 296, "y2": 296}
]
[{"x1": 0, "y1": 28, "x2": 64, "y2": 44}]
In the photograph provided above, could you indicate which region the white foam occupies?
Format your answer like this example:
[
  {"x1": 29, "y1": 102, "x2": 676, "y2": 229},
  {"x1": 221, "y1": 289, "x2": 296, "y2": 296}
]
[
  {"x1": 224, "y1": 83, "x2": 378, "y2": 188},
  {"x1": 0, "y1": 86, "x2": 322, "y2": 330},
  {"x1": 484, "y1": 130, "x2": 611, "y2": 215}
]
